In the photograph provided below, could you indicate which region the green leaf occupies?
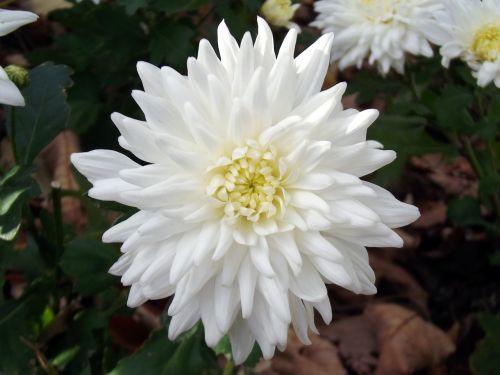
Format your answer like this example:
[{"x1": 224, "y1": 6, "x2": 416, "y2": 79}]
[
  {"x1": 116, "y1": 0, "x2": 148, "y2": 14},
  {"x1": 7, "y1": 63, "x2": 72, "y2": 164},
  {"x1": 447, "y1": 197, "x2": 484, "y2": 227},
  {"x1": 60, "y1": 233, "x2": 119, "y2": 295},
  {"x1": 434, "y1": 85, "x2": 474, "y2": 133},
  {"x1": 0, "y1": 166, "x2": 38, "y2": 241},
  {"x1": 2, "y1": 236, "x2": 45, "y2": 282},
  {"x1": 0, "y1": 278, "x2": 52, "y2": 374},
  {"x1": 368, "y1": 115, "x2": 455, "y2": 185},
  {"x1": 51, "y1": 346, "x2": 81, "y2": 369},
  {"x1": 149, "y1": 20, "x2": 196, "y2": 69},
  {"x1": 108, "y1": 325, "x2": 218, "y2": 375},
  {"x1": 149, "y1": 0, "x2": 209, "y2": 14},
  {"x1": 470, "y1": 313, "x2": 500, "y2": 375}
]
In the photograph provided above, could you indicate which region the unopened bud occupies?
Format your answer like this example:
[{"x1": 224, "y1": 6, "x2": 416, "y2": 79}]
[{"x1": 4, "y1": 65, "x2": 29, "y2": 89}]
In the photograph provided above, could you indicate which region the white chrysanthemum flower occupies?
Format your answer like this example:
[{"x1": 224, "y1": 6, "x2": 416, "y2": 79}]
[
  {"x1": 310, "y1": 0, "x2": 442, "y2": 74},
  {"x1": 427, "y1": 0, "x2": 500, "y2": 88},
  {"x1": 0, "y1": 9, "x2": 38, "y2": 106},
  {"x1": 71, "y1": 18, "x2": 419, "y2": 363},
  {"x1": 261, "y1": 0, "x2": 300, "y2": 32}
]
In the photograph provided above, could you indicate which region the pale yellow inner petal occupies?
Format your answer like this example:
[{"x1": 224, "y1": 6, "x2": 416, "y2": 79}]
[{"x1": 471, "y1": 24, "x2": 500, "y2": 62}]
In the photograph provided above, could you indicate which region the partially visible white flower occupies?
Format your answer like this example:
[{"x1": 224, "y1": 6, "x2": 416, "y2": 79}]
[
  {"x1": 427, "y1": 0, "x2": 500, "y2": 88},
  {"x1": 0, "y1": 66, "x2": 25, "y2": 106},
  {"x1": 72, "y1": 18, "x2": 419, "y2": 364},
  {"x1": 0, "y1": 8, "x2": 38, "y2": 37},
  {"x1": 311, "y1": 0, "x2": 442, "y2": 75},
  {"x1": 0, "y1": 9, "x2": 38, "y2": 107},
  {"x1": 261, "y1": 0, "x2": 300, "y2": 32},
  {"x1": 75, "y1": 0, "x2": 101, "y2": 4}
]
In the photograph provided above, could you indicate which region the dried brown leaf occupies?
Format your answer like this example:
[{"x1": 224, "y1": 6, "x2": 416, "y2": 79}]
[
  {"x1": 412, "y1": 201, "x2": 447, "y2": 229},
  {"x1": 365, "y1": 303, "x2": 455, "y2": 375},
  {"x1": 321, "y1": 315, "x2": 378, "y2": 375},
  {"x1": 269, "y1": 330, "x2": 347, "y2": 375},
  {"x1": 370, "y1": 255, "x2": 429, "y2": 316}
]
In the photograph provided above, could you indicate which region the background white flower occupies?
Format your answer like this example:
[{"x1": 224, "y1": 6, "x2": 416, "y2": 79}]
[
  {"x1": 426, "y1": 0, "x2": 500, "y2": 88},
  {"x1": 0, "y1": 8, "x2": 38, "y2": 106},
  {"x1": 261, "y1": 0, "x2": 300, "y2": 32},
  {"x1": 72, "y1": 18, "x2": 419, "y2": 363},
  {"x1": 310, "y1": 0, "x2": 442, "y2": 75}
]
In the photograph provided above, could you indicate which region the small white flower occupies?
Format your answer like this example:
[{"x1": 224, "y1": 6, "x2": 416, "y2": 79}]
[
  {"x1": 311, "y1": 0, "x2": 442, "y2": 75},
  {"x1": 72, "y1": 18, "x2": 419, "y2": 363},
  {"x1": 261, "y1": 0, "x2": 300, "y2": 32},
  {"x1": 75, "y1": 0, "x2": 100, "y2": 4},
  {"x1": 0, "y1": 9, "x2": 38, "y2": 107},
  {"x1": 427, "y1": 0, "x2": 500, "y2": 88}
]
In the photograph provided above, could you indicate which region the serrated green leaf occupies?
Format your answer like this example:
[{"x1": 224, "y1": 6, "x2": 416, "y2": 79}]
[
  {"x1": 435, "y1": 85, "x2": 475, "y2": 132},
  {"x1": 149, "y1": 20, "x2": 195, "y2": 69},
  {"x1": 108, "y1": 325, "x2": 218, "y2": 375},
  {"x1": 60, "y1": 234, "x2": 118, "y2": 295},
  {"x1": 7, "y1": 63, "x2": 72, "y2": 165}
]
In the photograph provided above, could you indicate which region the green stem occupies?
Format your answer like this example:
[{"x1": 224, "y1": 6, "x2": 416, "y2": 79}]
[
  {"x1": 10, "y1": 107, "x2": 19, "y2": 163},
  {"x1": 51, "y1": 182, "x2": 64, "y2": 258},
  {"x1": 463, "y1": 137, "x2": 484, "y2": 179},
  {"x1": 223, "y1": 357, "x2": 235, "y2": 375}
]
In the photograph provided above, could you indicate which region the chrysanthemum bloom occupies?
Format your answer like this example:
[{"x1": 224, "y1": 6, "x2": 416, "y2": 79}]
[
  {"x1": 310, "y1": 0, "x2": 442, "y2": 75},
  {"x1": 427, "y1": 0, "x2": 500, "y2": 88},
  {"x1": 72, "y1": 18, "x2": 419, "y2": 363},
  {"x1": 261, "y1": 0, "x2": 300, "y2": 32},
  {"x1": 0, "y1": 8, "x2": 38, "y2": 106}
]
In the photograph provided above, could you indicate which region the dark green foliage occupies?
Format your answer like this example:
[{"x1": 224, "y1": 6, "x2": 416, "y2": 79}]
[
  {"x1": 7, "y1": 63, "x2": 72, "y2": 164},
  {"x1": 60, "y1": 234, "x2": 119, "y2": 295},
  {"x1": 0, "y1": 166, "x2": 39, "y2": 241},
  {"x1": 470, "y1": 314, "x2": 500, "y2": 375},
  {"x1": 108, "y1": 325, "x2": 218, "y2": 375}
]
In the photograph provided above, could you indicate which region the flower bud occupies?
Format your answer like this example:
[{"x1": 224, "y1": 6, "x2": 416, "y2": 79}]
[{"x1": 4, "y1": 65, "x2": 29, "y2": 90}]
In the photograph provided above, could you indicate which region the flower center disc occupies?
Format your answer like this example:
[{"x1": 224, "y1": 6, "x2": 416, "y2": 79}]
[
  {"x1": 207, "y1": 141, "x2": 286, "y2": 222},
  {"x1": 360, "y1": 0, "x2": 399, "y2": 23},
  {"x1": 472, "y1": 24, "x2": 500, "y2": 62}
]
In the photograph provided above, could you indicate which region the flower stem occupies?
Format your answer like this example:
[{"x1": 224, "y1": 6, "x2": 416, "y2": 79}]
[
  {"x1": 10, "y1": 107, "x2": 19, "y2": 163},
  {"x1": 51, "y1": 181, "x2": 64, "y2": 259},
  {"x1": 463, "y1": 137, "x2": 484, "y2": 179},
  {"x1": 223, "y1": 358, "x2": 235, "y2": 375}
]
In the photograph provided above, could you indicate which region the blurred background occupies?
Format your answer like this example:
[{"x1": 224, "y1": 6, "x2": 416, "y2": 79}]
[{"x1": 0, "y1": 0, "x2": 499, "y2": 374}]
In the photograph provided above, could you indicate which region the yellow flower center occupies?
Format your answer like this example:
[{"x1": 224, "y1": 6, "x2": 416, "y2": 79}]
[
  {"x1": 359, "y1": 0, "x2": 400, "y2": 23},
  {"x1": 261, "y1": 0, "x2": 296, "y2": 27},
  {"x1": 471, "y1": 24, "x2": 500, "y2": 62},
  {"x1": 207, "y1": 141, "x2": 286, "y2": 222}
]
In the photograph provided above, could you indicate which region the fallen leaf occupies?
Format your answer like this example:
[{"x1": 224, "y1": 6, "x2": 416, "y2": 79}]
[
  {"x1": 412, "y1": 201, "x2": 447, "y2": 229},
  {"x1": 410, "y1": 154, "x2": 477, "y2": 197},
  {"x1": 321, "y1": 315, "x2": 378, "y2": 375},
  {"x1": 370, "y1": 255, "x2": 429, "y2": 316},
  {"x1": 269, "y1": 330, "x2": 347, "y2": 375},
  {"x1": 365, "y1": 303, "x2": 455, "y2": 375}
]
